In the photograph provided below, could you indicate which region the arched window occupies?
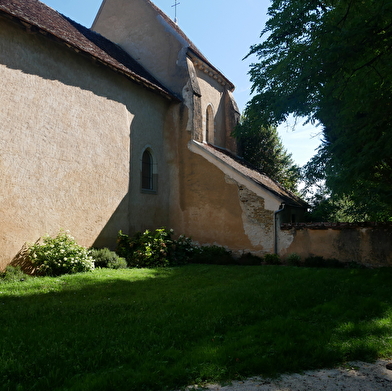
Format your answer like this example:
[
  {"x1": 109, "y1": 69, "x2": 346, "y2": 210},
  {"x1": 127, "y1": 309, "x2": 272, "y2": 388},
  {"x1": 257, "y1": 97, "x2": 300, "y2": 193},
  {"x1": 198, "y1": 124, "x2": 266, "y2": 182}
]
[
  {"x1": 142, "y1": 150, "x2": 153, "y2": 190},
  {"x1": 205, "y1": 105, "x2": 214, "y2": 144},
  {"x1": 140, "y1": 146, "x2": 158, "y2": 194},
  {"x1": 140, "y1": 147, "x2": 157, "y2": 193}
]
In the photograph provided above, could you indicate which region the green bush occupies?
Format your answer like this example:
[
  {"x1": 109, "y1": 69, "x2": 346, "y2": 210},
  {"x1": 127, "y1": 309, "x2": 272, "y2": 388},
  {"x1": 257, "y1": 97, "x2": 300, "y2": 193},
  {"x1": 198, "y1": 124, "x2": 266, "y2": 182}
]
[
  {"x1": 91, "y1": 248, "x2": 127, "y2": 269},
  {"x1": 286, "y1": 253, "x2": 301, "y2": 266},
  {"x1": 304, "y1": 256, "x2": 325, "y2": 267},
  {"x1": 117, "y1": 228, "x2": 171, "y2": 268},
  {"x1": 347, "y1": 261, "x2": 367, "y2": 269},
  {"x1": 117, "y1": 229, "x2": 238, "y2": 267},
  {"x1": 325, "y1": 258, "x2": 345, "y2": 268},
  {"x1": 170, "y1": 234, "x2": 195, "y2": 265},
  {"x1": 28, "y1": 230, "x2": 95, "y2": 276},
  {"x1": 237, "y1": 252, "x2": 263, "y2": 265},
  {"x1": 190, "y1": 245, "x2": 234, "y2": 265},
  {"x1": 264, "y1": 253, "x2": 281, "y2": 265},
  {"x1": 117, "y1": 228, "x2": 194, "y2": 268},
  {"x1": 0, "y1": 266, "x2": 28, "y2": 282},
  {"x1": 304, "y1": 256, "x2": 344, "y2": 268}
]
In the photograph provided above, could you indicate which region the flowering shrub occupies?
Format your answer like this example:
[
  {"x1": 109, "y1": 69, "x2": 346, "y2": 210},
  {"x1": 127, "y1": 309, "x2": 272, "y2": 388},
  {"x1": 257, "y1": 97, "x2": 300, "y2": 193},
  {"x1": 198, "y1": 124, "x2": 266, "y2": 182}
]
[
  {"x1": 117, "y1": 228, "x2": 195, "y2": 268},
  {"x1": 170, "y1": 234, "x2": 195, "y2": 265},
  {"x1": 117, "y1": 228, "x2": 172, "y2": 268},
  {"x1": 28, "y1": 231, "x2": 95, "y2": 276}
]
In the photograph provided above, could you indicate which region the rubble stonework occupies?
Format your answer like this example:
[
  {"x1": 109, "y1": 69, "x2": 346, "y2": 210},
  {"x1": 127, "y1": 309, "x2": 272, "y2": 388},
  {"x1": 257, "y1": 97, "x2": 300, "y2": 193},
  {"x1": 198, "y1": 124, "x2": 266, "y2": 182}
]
[{"x1": 279, "y1": 222, "x2": 392, "y2": 266}]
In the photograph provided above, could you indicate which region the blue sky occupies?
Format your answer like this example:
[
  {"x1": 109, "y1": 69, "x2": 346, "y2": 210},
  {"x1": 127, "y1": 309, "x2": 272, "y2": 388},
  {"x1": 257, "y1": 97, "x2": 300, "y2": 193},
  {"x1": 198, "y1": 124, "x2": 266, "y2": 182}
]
[{"x1": 40, "y1": 0, "x2": 321, "y2": 166}]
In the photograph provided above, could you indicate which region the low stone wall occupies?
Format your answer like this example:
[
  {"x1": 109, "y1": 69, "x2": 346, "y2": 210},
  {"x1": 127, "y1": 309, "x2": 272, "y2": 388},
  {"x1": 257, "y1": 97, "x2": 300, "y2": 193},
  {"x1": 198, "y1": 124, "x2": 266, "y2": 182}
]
[{"x1": 279, "y1": 222, "x2": 392, "y2": 267}]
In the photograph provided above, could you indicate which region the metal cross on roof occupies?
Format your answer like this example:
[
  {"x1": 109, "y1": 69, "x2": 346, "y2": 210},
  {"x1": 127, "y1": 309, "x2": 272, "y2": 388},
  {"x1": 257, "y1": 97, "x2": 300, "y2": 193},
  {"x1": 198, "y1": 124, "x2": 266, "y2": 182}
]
[{"x1": 171, "y1": 0, "x2": 180, "y2": 23}]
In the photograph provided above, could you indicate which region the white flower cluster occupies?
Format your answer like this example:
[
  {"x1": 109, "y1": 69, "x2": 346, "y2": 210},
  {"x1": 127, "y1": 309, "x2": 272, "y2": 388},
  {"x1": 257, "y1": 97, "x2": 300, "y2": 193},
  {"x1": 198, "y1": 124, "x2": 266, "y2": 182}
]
[{"x1": 28, "y1": 230, "x2": 95, "y2": 276}]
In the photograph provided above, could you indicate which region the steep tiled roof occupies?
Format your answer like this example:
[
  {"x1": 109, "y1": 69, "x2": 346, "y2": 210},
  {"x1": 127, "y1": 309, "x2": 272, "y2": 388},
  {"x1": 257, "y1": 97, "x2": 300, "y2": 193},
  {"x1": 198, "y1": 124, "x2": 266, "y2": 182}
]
[
  {"x1": 200, "y1": 143, "x2": 308, "y2": 208},
  {"x1": 0, "y1": 0, "x2": 177, "y2": 100}
]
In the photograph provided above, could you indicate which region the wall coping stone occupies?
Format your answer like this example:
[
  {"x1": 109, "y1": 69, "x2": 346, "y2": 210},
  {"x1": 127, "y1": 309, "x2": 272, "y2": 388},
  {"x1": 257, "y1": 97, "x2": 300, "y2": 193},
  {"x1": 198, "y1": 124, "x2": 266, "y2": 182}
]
[{"x1": 281, "y1": 222, "x2": 392, "y2": 230}]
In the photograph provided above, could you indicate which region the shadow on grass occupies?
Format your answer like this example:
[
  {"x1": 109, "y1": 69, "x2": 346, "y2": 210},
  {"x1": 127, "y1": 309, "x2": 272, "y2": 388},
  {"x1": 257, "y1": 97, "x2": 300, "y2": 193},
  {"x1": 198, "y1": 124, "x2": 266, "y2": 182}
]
[{"x1": 1, "y1": 265, "x2": 392, "y2": 391}]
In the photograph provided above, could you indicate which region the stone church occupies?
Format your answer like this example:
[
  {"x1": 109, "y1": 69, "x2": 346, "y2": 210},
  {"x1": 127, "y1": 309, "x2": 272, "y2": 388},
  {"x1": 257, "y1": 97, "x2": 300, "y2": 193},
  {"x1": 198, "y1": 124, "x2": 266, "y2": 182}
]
[{"x1": 0, "y1": 0, "x2": 307, "y2": 269}]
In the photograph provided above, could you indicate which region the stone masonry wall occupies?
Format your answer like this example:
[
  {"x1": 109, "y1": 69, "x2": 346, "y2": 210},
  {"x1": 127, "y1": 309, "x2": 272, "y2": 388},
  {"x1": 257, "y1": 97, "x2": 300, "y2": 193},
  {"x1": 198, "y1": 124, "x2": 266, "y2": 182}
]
[{"x1": 279, "y1": 222, "x2": 392, "y2": 267}]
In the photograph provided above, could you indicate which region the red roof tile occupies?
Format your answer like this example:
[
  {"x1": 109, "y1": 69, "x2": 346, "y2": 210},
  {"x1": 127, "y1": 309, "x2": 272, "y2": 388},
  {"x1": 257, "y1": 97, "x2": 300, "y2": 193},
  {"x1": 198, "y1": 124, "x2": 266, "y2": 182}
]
[
  {"x1": 201, "y1": 143, "x2": 308, "y2": 208},
  {"x1": 0, "y1": 0, "x2": 178, "y2": 100}
]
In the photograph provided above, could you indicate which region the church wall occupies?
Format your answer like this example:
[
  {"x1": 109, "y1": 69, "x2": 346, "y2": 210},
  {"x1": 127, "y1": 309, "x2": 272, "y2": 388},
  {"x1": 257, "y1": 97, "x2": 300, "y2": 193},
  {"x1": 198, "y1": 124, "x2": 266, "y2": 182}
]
[
  {"x1": 0, "y1": 17, "x2": 171, "y2": 268},
  {"x1": 223, "y1": 90, "x2": 240, "y2": 154},
  {"x1": 173, "y1": 139, "x2": 255, "y2": 253},
  {"x1": 127, "y1": 100, "x2": 173, "y2": 235},
  {"x1": 166, "y1": 119, "x2": 280, "y2": 256},
  {"x1": 195, "y1": 69, "x2": 226, "y2": 146},
  {"x1": 193, "y1": 67, "x2": 239, "y2": 152},
  {"x1": 93, "y1": 0, "x2": 189, "y2": 97}
]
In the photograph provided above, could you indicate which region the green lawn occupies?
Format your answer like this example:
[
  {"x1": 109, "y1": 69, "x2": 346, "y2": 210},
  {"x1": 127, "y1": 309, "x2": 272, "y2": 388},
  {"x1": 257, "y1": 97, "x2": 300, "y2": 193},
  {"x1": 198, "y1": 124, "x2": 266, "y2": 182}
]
[{"x1": 1, "y1": 264, "x2": 392, "y2": 390}]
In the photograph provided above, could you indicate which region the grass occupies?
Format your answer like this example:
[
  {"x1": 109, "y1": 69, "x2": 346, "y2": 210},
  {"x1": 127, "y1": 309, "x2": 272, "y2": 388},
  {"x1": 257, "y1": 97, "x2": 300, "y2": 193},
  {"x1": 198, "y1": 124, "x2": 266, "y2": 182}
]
[{"x1": 1, "y1": 264, "x2": 392, "y2": 390}]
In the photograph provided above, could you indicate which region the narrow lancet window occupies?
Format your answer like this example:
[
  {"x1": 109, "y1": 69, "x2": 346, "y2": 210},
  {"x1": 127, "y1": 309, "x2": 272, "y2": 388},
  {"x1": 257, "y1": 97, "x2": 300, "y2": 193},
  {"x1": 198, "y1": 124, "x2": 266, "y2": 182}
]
[
  {"x1": 142, "y1": 149, "x2": 153, "y2": 190},
  {"x1": 206, "y1": 105, "x2": 214, "y2": 144}
]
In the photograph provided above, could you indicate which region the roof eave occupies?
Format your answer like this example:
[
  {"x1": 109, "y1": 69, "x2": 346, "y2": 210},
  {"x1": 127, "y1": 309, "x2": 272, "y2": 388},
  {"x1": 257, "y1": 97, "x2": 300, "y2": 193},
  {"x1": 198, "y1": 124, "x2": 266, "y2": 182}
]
[
  {"x1": 190, "y1": 140, "x2": 308, "y2": 208},
  {"x1": 187, "y1": 48, "x2": 235, "y2": 92},
  {"x1": 0, "y1": 8, "x2": 180, "y2": 102}
]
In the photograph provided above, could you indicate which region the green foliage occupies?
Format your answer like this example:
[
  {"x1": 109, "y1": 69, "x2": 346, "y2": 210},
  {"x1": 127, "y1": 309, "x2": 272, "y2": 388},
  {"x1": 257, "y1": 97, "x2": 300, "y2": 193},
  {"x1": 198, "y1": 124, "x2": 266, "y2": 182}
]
[
  {"x1": 90, "y1": 248, "x2": 127, "y2": 269},
  {"x1": 0, "y1": 265, "x2": 28, "y2": 282},
  {"x1": 303, "y1": 181, "x2": 392, "y2": 222},
  {"x1": 117, "y1": 228, "x2": 195, "y2": 268},
  {"x1": 28, "y1": 230, "x2": 95, "y2": 276},
  {"x1": 117, "y1": 228, "x2": 171, "y2": 268},
  {"x1": 190, "y1": 245, "x2": 234, "y2": 265},
  {"x1": 285, "y1": 254, "x2": 365, "y2": 269},
  {"x1": 171, "y1": 234, "x2": 196, "y2": 265},
  {"x1": 264, "y1": 253, "x2": 281, "y2": 265},
  {"x1": 233, "y1": 116, "x2": 300, "y2": 192},
  {"x1": 286, "y1": 253, "x2": 301, "y2": 266},
  {"x1": 116, "y1": 230, "x2": 132, "y2": 261},
  {"x1": 304, "y1": 256, "x2": 344, "y2": 269},
  {"x1": 246, "y1": 0, "x2": 392, "y2": 220},
  {"x1": 303, "y1": 158, "x2": 392, "y2": 222},
  {"x1": 237, "y1": 252, "x2": 263, "y2": 265}
]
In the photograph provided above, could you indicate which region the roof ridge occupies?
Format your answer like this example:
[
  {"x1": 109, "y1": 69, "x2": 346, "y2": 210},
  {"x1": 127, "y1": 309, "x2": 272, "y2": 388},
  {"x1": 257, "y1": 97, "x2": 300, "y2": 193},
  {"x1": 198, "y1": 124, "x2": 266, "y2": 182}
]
[{"x1": 0, "y1": 0, "x2": 178, "y2": 100}]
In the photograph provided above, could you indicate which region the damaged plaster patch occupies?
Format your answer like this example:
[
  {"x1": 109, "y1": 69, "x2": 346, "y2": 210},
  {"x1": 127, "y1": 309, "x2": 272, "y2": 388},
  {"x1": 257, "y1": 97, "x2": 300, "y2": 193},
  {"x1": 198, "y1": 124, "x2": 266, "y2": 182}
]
[
  {"x1": 226, "y1": 176, "x2": 274, "y2": 249},
  {"x1": 238, "y1": 186, "x2": 270, "y2": 226},
  {"x1": 278, "y1": 228, "x2": 296, "y2": 257}
]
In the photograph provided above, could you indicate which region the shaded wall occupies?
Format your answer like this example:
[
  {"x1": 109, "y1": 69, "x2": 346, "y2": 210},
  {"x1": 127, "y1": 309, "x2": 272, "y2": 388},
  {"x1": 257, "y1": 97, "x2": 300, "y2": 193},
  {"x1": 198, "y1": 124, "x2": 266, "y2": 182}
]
[
  {"x1": 0, "y1": 16, "x2": 170, "y2": 268},
  {"x1": 279, "y1": 223, "x2": 392, "y2": 267}
]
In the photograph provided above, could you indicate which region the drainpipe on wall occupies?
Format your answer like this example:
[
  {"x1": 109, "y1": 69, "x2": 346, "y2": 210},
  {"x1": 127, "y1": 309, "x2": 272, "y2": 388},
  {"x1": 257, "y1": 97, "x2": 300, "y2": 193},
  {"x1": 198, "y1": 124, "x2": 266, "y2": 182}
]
[{"x1": 274, "y1": 202, "x2": 285, "y2": 255}]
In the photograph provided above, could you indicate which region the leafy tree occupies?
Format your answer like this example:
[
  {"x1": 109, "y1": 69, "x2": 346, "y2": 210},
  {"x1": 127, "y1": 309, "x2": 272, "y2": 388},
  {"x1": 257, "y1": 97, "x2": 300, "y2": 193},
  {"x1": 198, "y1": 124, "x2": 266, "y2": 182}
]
[
  {"x1": 303, "y1": 182, "x2": 391, "y2": 222},
  {"x1": 245, "y1": 0, "x2": 392, "y2": 220},
  {"x1": 303, "y1": 152, "x2": 392, "y2": 222},
  {"x1": 233, "y1": 115, "x2": 300, "y2": 192}
]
